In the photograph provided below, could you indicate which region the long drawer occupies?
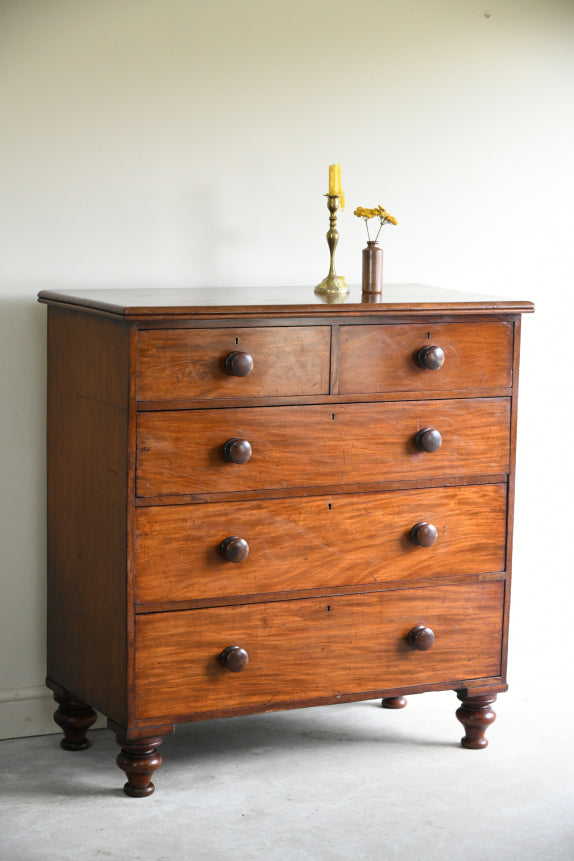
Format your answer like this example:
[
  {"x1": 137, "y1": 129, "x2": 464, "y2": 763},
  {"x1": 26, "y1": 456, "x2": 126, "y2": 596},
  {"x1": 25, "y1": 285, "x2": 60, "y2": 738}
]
[
  {"x1": 136, "y1": 325, "x2": 331, "y2": 402},
  {"x1": 134, "y1": 484, "x2": 507, "y2": 604},
  {"x1": 338, "y1": 321, "x2": 513, "y2": 393},
  {"x1": 134, "y1": 581, "x2": 504, "y2": 721},
  {"x1": 136, "y1": 398, "x2": 511, "y2": 497}
]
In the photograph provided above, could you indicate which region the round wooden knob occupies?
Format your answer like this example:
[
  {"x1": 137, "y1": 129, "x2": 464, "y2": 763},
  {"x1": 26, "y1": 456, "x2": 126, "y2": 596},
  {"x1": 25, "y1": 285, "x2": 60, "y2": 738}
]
[
  {"x1": 223, "y1": 438, "x2": 252, "y2": 464},
  {"x1": 408, "y1": 625, "x2": 435, "y2": 651},
  {"x1": 418, "y1": 345, "x2": 445, "y2": 370},
  {"x1": 220, "y1": 536, "x2": 249, "y2": 562},
  {"x1": 410, "y1": 521, "x2": 438, "y2": 547},
  {"x1": 415, "y1": 427, "x2": 442, "y2": 452},
  {"x1": 225, "y1": 351, "x2": 254, "y2": 377},
  {"x1": 220, "y1": 645, "x2": 249, "y2": 672}
]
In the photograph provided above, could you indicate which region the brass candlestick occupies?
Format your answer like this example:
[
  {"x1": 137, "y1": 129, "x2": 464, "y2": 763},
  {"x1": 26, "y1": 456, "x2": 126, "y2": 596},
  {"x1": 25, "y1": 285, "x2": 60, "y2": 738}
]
[{"x1": 315, "y1": 194, "x2": 349, "y2": 295}]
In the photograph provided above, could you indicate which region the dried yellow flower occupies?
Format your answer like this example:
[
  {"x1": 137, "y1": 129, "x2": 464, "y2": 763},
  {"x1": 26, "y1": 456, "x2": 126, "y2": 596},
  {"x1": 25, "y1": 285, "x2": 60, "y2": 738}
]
[{"x1": 354, "y1": 204, "x2": 398, "y2": 240}]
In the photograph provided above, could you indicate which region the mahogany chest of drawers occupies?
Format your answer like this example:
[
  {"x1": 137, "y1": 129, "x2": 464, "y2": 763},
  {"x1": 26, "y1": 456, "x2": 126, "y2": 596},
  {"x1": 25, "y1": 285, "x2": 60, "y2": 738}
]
[{"x1": 39, "y1": 285, "x2": 533, "y2": 797}]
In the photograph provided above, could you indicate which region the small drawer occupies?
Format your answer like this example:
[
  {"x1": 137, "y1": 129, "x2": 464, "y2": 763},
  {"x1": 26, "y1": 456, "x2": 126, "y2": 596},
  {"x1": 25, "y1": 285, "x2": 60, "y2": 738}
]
[
  {"x1": 134, "y1": 581, "x2": 504, "y2": 721},
  {"x1": 338, "y1": 322, "x2": 513, "y2": 394},
  {"x1": 135, "y1": 398, "x2": 511, "y2": 497},
  {"x1": 136, "y1": 326, "x2": 331, "y2": 402},
  {"x1": 134, "y1": 484, "x2": 507, "y2": 604}
]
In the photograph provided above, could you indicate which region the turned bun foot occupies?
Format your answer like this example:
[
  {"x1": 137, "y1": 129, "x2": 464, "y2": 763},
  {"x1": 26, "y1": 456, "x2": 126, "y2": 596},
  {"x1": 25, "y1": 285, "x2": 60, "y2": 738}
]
[
  {"x1": 53, "y1": 692, "x2": 97, "y2": 751},
  {"x1": 116, "y1": 737, "x2": 163, "y2": 797},
  {"x1": 382, "y1": 696, "x2": 407, "y2": 709},
  {"x1": 456, "y1": 692, "x2": 497, "y2": 749}
]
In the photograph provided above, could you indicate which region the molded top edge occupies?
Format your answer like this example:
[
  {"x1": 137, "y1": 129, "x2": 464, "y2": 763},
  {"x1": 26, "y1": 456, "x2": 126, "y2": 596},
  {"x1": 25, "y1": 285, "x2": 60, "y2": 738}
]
[{"x1": 38, "y1": 284, "x2": 535, "y2": 318}]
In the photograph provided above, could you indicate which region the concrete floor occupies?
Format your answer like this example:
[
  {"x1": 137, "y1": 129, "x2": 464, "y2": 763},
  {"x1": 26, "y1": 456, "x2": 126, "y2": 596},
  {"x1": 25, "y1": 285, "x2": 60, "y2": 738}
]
[{"x1": 1, "y1": 687, "x2": 572, "y2": 861}]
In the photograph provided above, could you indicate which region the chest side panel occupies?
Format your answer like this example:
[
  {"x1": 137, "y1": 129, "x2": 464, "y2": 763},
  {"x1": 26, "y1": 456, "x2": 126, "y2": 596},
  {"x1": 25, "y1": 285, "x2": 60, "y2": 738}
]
[{"x1": 46, "y1": 307, "x2": 131, "y2": 723}]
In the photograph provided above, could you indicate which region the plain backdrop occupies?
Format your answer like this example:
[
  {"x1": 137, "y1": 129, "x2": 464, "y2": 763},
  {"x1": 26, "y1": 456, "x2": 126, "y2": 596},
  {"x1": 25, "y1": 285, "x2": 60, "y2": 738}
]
[{"x1": 0, "y1": 0, "x2": 573, "y2": 737}]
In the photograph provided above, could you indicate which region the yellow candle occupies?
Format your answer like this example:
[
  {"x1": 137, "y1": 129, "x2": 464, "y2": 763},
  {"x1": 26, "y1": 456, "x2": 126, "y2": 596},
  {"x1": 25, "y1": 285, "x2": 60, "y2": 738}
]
[
  {"x1": 328, "y1": 164, "x2": 343, "y2": 202},
  {"x1": 328, "y1": 164, "x2": 339, "y2": 194}
]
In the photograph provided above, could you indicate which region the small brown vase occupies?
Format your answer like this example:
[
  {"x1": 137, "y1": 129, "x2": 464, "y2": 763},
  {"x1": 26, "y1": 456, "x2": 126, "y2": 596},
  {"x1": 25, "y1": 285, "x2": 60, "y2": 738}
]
[{"x1": 362, "y1": 241, "x2": 383, "y2": 293}]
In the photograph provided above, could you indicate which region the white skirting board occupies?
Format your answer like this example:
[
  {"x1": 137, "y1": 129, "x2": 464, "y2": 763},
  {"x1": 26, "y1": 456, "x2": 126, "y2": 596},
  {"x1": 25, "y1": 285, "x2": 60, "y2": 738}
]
[{"x1": 0, "y1": 686, "x2": 106, "y2": 739}]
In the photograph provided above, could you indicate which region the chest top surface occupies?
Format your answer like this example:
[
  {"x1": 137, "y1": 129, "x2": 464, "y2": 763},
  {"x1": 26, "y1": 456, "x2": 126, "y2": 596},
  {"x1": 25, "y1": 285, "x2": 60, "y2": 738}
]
[{"x1": 38, "y1": 284, "x2": 534, "y2": 319}]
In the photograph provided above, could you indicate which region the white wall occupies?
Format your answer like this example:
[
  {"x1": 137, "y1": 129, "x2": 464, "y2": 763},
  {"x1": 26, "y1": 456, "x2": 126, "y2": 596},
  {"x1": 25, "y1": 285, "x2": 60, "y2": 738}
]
[{"x1": 1, "y1": 0, "x2": 573, "y2": 737}]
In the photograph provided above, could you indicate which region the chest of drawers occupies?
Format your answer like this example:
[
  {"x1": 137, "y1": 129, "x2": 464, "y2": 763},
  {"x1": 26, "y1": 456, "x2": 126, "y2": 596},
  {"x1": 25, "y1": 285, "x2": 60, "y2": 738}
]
[{"x1": 39, "y1": 285, "x2": 533, "y2": 797}]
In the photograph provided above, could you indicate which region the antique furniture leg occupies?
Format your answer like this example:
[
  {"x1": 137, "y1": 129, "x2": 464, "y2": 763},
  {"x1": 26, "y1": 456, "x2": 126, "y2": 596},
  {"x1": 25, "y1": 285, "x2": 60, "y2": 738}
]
[
  {"x1": 382, "y1": 696, "x2": 407, "y2": 709},
  {"x1": 115, "y1": 734, "x2": 165, "y2": 797},
  {"x1": 456, "y1": 691, "x2": 497, "y2": 749},
  {"x1": 52, "y1": 689, "x2": 97, "y2": 751}
]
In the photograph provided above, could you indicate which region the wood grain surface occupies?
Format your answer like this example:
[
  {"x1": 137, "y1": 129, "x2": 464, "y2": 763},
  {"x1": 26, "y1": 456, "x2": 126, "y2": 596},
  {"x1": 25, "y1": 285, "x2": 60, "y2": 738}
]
[
  {"x1": 134, "y1": 484, "x2": 507, "y2": 604},
  {"x1": 38, "y1": 284, "x2": 535, "y2": 319},
  {"x1": 136, "y1": 326, "x2": 331, "y2": 402},
  {"x1": 136, "y1": 398, "x2": 511, "y2": 497},
  {"x1": 134, "y1": 581, "x2": 504, "y2": 721},
  {"x1": 338, "y1": 321, "x2": 513, "y2": 393},
  {"x1": 46, "y1": 307, "x2": 130, "y2": 723}
]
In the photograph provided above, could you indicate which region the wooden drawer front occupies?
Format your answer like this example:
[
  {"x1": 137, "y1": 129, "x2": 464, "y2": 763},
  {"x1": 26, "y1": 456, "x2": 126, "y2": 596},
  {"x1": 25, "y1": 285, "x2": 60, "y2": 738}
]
[
  {"x1": 338, "y1": 322, "x2": 513, "y2": 394},
  {"x1": 134, "y1": 581, "x2": 504, "y2": 721},
  {"x1": 134, "y1": 484, "x2": 507, "y2": 604},
  {"x1": 136, "y1": 326, "x2": 331, "y2": 402},
  {"x1": 136, "y1": 398, "x2": 510, "y2": 497}
]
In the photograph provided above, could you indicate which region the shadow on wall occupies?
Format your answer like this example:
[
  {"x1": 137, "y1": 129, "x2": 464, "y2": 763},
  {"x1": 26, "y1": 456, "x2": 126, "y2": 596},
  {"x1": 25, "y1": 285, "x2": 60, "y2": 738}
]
[{"x1": 0, "y1": 294, "x2": 48, "y2": 692}]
